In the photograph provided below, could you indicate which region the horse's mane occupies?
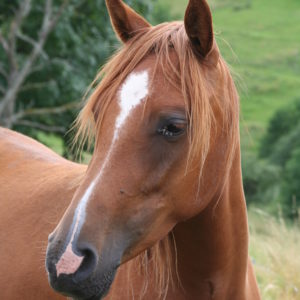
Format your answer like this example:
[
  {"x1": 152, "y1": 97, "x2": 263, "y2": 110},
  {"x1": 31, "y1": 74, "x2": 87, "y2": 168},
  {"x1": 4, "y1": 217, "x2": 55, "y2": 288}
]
[{"x1": 74, "y1": 21, "x2": 239, "y2": 298}]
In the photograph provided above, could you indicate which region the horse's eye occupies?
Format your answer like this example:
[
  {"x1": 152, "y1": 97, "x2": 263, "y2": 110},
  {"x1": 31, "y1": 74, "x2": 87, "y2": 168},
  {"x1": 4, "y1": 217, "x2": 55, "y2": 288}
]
[{"x1": 157, "y1": 120, "x2": 186, "y2": 139}]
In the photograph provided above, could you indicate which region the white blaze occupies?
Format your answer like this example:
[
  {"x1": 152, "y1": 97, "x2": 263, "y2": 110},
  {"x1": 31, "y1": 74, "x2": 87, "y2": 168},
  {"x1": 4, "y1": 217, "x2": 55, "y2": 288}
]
[{"x1": 56, "y1": 70, "x2": 149, "y2": 276}]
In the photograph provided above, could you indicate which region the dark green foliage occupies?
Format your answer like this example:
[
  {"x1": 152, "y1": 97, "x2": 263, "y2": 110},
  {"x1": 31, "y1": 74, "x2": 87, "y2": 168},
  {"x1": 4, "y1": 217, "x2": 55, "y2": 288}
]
[
  {"x1": 250, "y1": 99, "x2": 300, "y2": 219},
  {"x1": 242, "y1": 153, "x2": 281, "y2": 207},
  {"x1": 270, "y1": 122, "x2": 300, "y2": 167},
  {"x1": 283, "y1": 149, "x2": 300, "y2": 219},
  {"x1": 260, "y1": 100, "x2": 300, "y2": 159},
  {"x1": 150, "y1": 1, "x2": 177, "y2": 23}
]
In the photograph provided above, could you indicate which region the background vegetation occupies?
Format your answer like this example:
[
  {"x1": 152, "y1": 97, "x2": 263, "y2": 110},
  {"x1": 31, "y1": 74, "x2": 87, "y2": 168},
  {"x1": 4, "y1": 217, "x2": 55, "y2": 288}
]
[{"x1": 1, "y1": 0, "x2": 299, "y2": 298}]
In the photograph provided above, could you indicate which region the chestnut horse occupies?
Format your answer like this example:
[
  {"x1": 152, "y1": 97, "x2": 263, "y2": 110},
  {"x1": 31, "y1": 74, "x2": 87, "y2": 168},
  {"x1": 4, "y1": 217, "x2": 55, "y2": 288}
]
[{"x1": 0, "y1": 0, "x2": 260, "y2": 299}]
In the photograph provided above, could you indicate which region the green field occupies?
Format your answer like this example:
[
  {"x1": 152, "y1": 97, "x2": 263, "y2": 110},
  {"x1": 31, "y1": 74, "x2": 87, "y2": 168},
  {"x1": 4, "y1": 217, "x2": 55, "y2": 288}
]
[{"x1": 155, "y1": 0, "x2": 300, "y2": 153}]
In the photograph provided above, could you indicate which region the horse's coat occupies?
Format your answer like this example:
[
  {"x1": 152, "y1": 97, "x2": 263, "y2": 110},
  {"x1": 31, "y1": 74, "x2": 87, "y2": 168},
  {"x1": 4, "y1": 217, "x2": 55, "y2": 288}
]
[{"x1": 0, "y1": 0, "x2": 261, "y2": 299}]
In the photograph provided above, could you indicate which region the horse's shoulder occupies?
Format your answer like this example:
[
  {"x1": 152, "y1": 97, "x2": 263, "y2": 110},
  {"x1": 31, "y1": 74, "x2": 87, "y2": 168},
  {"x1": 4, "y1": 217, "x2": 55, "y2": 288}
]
[
  {"x1": 0, "y1": 127, "x2": 86, "y2": 211},
  {"x1": 0, "y1": 127, "x2": 67, "y2": 165}
]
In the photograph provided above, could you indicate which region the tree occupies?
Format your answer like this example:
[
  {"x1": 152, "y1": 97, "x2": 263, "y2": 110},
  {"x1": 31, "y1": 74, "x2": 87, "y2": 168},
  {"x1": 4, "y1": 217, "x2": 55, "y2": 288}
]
[
  {"x1": 260, "y1": 100, "x2": 300, "y2": 159},
  {"x1": 283, "y1": 148, "x2": 300, "y2": 219},
  {"x1": 0, "y1": 0, "x2": 69, "y2": 128},
  {"x1": 258, "y1": 99, "x2": 300, "y2": 219}
]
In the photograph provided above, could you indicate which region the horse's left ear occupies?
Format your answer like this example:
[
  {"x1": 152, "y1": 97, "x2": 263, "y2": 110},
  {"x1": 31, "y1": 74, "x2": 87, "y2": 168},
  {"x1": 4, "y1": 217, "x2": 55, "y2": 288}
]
[
  {"x1": 105, "y1": 0, "x2": 151, "y2": 43},
  {"x1": 184, "y1": 0, "x2": 218, "y2": 63}
]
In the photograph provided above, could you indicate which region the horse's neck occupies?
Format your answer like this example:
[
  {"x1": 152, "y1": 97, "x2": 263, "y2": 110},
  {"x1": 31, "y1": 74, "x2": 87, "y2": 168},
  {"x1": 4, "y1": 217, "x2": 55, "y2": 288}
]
[{"x1": 173, "y1": 149, "x2": 249, "y2": 299}]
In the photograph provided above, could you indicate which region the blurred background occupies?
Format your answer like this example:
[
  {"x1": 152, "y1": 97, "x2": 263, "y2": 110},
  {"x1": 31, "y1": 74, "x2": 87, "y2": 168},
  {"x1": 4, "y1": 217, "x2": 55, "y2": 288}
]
[{"x1": 0, "y1": 0, "x2": 299, "y2": 298}]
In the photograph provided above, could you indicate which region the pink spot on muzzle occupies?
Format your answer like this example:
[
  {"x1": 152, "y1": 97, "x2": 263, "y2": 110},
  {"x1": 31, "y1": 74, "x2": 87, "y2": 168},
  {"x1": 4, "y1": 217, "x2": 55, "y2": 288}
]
[{"x1": 55, "y1": 244, "x2": 84, "y2": 277}]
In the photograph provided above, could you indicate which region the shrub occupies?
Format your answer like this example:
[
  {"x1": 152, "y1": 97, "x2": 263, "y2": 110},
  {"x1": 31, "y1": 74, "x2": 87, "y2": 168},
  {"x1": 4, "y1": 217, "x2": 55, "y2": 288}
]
[
  {"x1": 242, "y1": 152, "x2": 281, "y2": 208},
  {"x1": 258, "y1": 99, "x2": 300, "y2": 219},
  {"x1": 260, "y1": 100, "x2": 300, "y2": 158},
  {"x1": 283, "y1": 148, "x2": 300, "y2": 219}
]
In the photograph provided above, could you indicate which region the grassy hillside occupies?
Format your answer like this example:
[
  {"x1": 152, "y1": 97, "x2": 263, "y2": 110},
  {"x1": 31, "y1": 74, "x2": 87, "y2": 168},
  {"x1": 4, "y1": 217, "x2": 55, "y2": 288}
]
[
  {"x1": 249, "y1": 210, "x2": 300, "y2": 300},
  {"x1": 156, "y1": 0, "x2": 300, "y2": 153}
]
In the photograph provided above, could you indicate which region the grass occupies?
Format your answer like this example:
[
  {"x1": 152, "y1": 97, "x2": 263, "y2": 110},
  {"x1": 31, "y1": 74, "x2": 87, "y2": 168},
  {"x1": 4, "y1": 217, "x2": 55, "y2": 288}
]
[
  {"x1": 249, "y1": 208, "x2": 300, "y2": 300},
  {"x1": 155, "y1": 0, "x2": 300, "y2": 153}
]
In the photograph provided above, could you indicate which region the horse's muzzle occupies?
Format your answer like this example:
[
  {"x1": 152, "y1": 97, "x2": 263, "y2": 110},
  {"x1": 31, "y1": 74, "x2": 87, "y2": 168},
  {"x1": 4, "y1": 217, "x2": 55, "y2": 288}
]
[{"x1": 46, "y1": 241, "x2": 120, "y2": 300}]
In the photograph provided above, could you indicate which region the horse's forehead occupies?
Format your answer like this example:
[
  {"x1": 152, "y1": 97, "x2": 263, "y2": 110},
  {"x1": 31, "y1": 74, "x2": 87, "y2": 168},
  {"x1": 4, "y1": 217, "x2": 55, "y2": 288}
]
[
  {"x1": 127, "y1": 55, "x2": 183, "y2": 109},
  {"x1": 106, "y1": 53, "x2": 183, "y2": 125}
]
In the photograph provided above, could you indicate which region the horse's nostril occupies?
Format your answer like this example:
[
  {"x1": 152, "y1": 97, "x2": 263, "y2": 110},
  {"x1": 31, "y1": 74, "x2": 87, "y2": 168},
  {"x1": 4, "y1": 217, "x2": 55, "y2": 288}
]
[{"x1": 73, "y1": 242, "x2": 98, "y2": 282}]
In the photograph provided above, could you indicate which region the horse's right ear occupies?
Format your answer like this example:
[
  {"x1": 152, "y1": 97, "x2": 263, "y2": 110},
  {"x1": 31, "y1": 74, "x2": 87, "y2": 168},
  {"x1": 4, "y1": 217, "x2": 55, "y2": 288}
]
[
  {"x1": 105, "y1": 0, "x2": 151, "y2": 43},
  {"x1": 184, "y1": 0, "x2": 219, "y2": 64}
]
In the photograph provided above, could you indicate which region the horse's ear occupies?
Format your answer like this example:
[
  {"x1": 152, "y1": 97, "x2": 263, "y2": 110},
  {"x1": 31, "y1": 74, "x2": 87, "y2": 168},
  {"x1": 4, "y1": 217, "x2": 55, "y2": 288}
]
[
  {"x1": 184, "y1": 0, "x2": 216, "y2": 62},
  {"x1": 105, "y1": 0, "x2": 151, "y2": 43}
]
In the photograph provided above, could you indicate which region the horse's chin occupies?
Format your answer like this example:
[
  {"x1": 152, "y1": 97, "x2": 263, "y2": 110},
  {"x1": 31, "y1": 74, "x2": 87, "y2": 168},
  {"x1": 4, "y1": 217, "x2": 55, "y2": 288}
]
[{"x1": 50, "y1": 266, "x2": 118, "y2": 300}]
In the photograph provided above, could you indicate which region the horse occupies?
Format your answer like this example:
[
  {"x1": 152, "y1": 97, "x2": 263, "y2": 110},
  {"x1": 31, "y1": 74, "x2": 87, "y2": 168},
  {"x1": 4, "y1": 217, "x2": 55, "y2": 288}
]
[{"x1": 0, "y1": 0, "x2": 261, "y2": 299}]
